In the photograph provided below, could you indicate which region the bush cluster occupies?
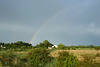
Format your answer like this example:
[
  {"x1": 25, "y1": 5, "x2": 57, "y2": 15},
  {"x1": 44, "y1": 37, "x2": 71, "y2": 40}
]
[
  {"x1": 94, "y1": 47, "x2": 100, "y2": 50},
  {"x1": 55, "y1": 51, "x2": 79, "y2": 67},
  {"x1": 78, "y1": 54, "x2": 100, "y2": 67},
  {"x1": 0, "y1": 51, "x2": 16, "y2": 66},
  {"x1": 27, "y1": 49, "x2": 53, "y2": 67},
  {"x1": 0, "y1": 49, "x2": 100, "y2": 67}
]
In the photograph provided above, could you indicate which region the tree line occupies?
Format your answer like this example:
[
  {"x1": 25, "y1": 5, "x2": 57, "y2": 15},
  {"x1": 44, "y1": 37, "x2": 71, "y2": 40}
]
[
  {"x1": 0, "y1": 40, "x2": 100, "y2": 50},
  {"x1": 0, "y1": 41, "x2": 32, "y2": 49}
]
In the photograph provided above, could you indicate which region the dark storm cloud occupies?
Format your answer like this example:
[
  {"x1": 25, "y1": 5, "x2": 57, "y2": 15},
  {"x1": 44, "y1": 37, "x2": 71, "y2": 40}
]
[{"x1": 0, "y1": 0, "x2": 100, "y2": 46}]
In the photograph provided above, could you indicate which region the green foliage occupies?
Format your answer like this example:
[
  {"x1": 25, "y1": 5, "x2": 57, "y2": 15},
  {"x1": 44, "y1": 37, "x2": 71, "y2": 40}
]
[
  {"x1": 67, "y1": 47, "x2": 70, "y2": 50},
  {"x1": 27, "y1": 48, "x2": 53, "y2": 67},
  {"x1": 43, "y1": 40, "x2": 53, "y2": 47},
  {"x1": 0, "y1": 41, "x2": 32, "y2": 50},
  {"x1": 55, "y1": 51, "x2": 79, "y2": 67},
  {"x1": 58, "y1": 43, "x2": 66, "y2": 49},
  {"x1": 71, "y1": 47, "x2": 76, "y2": 50},
  {"x1": 87, "y1": 45, "x2": 95, "y2": 48},
  {"x1": 0, "y1": 51, "x2": 16, "y2": 66},
  {"x1": 82, "y1": 54, "x2": 95, "y2": 63},
  {"x1": 0, "y1": 61, "x2": 2, "y2": 67},
  {"x1": 95, "y1": 53, "x2": 100, "y2": 57},
  {"x1": 44, "y1": 58, "x2": 56, "y2": 67},
  {"x1": 0, "y1": 40, "x2": 100, "y2": 67},
  {"x1": 79, "y1": 54, "x2": 98, "y2": 67},
  {"x1": 94, "y1": 46, "x2": 100, "y2": 50},
  {"x1": 0, "y1": 50, "x2": 32, "y2": 67},
  {"x1": 35, "y1": 40, "x2": 53, "y2": 48}
]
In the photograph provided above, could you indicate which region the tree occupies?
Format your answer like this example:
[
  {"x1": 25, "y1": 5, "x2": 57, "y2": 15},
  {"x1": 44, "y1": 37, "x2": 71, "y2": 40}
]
[
  {"x1": 55, "y1": 51, "x2": 79, "y2": 67},
  {"x1": 58, "y1": 43, "x2": 66, "y2": 49},
  {"x1": 16, "y1": 41, "x2": 32, "y2": 47},
  {"x1": 0, "y1": 42, "x2": 4, "y2": 47},
  {"x1": 0, "y1": 51, "x2": 16, "y2": 66},
  {"x1": 12, "y1": 41, "x2": 32, "y2": 49},
  {"x1": 4, "y1": 43, "x2": 11, "y2": 49},
  {"x1": 94, "y1": 46, "x2": 100, "y2": 50},
  {"x1": 87, "y1": 45, "x2": 94, "y2": 48},
  {"x1": 35, "y1": 40, "x2": 53, "y2": 48},
  {"x1": 43, "y1": 40, "x2": 53, "y2": 47},
  {"x1": 27, "y1": 49, "x2": 53, "y2": 67}
]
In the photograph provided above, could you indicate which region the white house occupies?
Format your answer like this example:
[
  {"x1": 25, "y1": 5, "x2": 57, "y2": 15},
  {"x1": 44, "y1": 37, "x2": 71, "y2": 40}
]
[
  {"x1": 0, "y1": 45, "x2": 6, "y2": 48},
  {"x1": 48, "y1": 45, "x2": 58, "y2": 49},
  {"x1": 0, "y1": 45, "x2": 2, "y2": 47},
  {"x1": 52, "y1": 45, "x2": 58, "y2": 48},
  {"x1": 48, "y1": 47, "x2": 53, "y2": 49}
]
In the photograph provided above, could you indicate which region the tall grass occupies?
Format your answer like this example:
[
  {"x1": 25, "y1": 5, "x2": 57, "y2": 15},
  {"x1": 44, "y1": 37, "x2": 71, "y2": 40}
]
[
  {"x1": 44, "y1": 58, "x2": 56, "y2": 67},
  {"x1": 0, "y1": 49, "x2": 100, "y2": 67}
]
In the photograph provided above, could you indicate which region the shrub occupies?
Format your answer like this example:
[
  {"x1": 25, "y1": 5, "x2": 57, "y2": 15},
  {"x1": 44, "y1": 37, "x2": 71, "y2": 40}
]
[
  {"x1": 44, "y1": 58, "x2": 56, "y2": 67},
  {"x1": 0, "y1": 51, "x2": 16, "y2": 66},
  {"x1": 27, "y1": 48, "x2": 53, "y2": 67},
  {"x1": 58, "y1": 43, "x2": 66, "y2": 49},
  {"x1": 71, "y1": 47, "x2": 76, "y2": 50},
  {"x1": 55, "y1": 51, "x2": 79, "y2": 67},
  {"x1": 67, "y1": 47, "x2": 70, "y2": 50},
  {"x1": 82, "y1": 54, "x2": 95, "y2": 63},
  {"x1": 95, "y1": 53, "x2": 100, "y2": 57},
  {"x1": 79, "y1": 54, "x2": 97, "y2": 67},
  {"x1": 94, "y1": 47, "x2": 100, "y2": 50}
]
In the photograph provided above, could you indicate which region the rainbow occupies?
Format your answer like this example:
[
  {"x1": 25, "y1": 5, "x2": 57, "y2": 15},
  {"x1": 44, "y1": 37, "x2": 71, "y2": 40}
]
[
  {"x1": 29, "y1": 21, "x2": 48, "y2": 44},
  {"x1": 29, "y1": 4, "x2": 79, "y2": 44},
  {"x1": 29, "y1": 8, "x2": 70, "y2": 44}
]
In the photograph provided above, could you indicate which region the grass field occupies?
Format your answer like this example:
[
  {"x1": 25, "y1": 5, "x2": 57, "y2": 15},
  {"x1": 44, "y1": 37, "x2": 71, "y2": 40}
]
[
  {"x1": 11, "y1": 49, "x2": 100, "y2": 63},
  {"x1": 50, "y1": 50, "x2": 100, "y2": 62},
  {"x1": 0, "y1": 49, "x2": 100, "y2": 67},
  {"x1": 12, "y1": 49, "x2": 100, "y2": 63}
]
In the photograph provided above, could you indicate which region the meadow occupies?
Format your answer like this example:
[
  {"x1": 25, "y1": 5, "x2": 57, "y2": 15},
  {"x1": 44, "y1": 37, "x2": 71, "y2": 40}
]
[
  {"x1": 50, "y1": 49, "x2": 100, "y2": 62},
  {"x1": 0, "y1": 48, "x2": 100, "y2": 67},
  {"x1": 0, "y1": 41, "x2": 100, "y2": 67}
]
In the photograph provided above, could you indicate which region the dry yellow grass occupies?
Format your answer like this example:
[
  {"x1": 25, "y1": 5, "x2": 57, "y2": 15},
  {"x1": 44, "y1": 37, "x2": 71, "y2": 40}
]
[{"x1": 50, "y1": 50, "x2": 100, "y2": 62}]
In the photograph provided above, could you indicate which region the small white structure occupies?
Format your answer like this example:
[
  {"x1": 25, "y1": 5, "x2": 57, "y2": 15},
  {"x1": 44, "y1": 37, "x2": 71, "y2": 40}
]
[
  {"x1": 48, "y1": 47, "x2": 53, "y2": 49},
  {"x1": 0, "y1": 45, "x2": 6, "y2": 48},
  {"x1": 52, "y1": 45, "x2": 58, "y2": 48},
  {"x1": 0, "y1": 45, "x2": 2, "y2": 47},
  {"x1": 48, "y1": 45, "x2": 58, "y2": 49}
]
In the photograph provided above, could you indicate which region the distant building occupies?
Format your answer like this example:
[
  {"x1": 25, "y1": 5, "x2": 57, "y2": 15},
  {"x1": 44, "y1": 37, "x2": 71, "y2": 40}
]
[
  {"x1": 0, "y1": 45, "x2": 6, "y2": 48},
  {"x1": 2, "y1": 47, "x2": 6, "y2": 48},
  {"x1": 0, "y1": 45, "x2": 2, "y2": 47},
  {"x1": 48, "y1": 45, "x2": 58, "y2": 49},
  {"x1": 52, "y1": 45, "x2": 58, "y2": 48},
  {"x1": 48, "y1": 47, "x2": 53, "y2": 49}
]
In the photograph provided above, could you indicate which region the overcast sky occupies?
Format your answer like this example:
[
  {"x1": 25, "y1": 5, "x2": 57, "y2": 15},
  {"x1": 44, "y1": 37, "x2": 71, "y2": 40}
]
[{"x1": 0, "y1": 0, "x2": 100, "y2": 46}]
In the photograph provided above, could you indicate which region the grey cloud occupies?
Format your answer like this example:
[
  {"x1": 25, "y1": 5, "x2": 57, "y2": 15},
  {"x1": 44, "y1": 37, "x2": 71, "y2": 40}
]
[
  {"x1": 0, "y1": 22, "x2": 35, "y2": 33},
  {"x1": 0, "y1": 0, "x2": 100, "y2": 46}
]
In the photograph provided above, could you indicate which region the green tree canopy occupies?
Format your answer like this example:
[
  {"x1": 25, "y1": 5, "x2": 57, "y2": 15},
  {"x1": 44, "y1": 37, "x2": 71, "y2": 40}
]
[
  {"x1": 58, "y1": 43, "x2": 66, "y2": 49},
  {"x1": 0, "y1": 41, "x2": 32, "y2": 49},
  {"x1": 27, "y1": 48, "x2": 53, "y2": 66},
  {"x1": 55, "y1": 51, "x2": 79, "y2": 67},
  {"x1": 35, "y1": 40, "x2": 53, "y2": 48}
]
